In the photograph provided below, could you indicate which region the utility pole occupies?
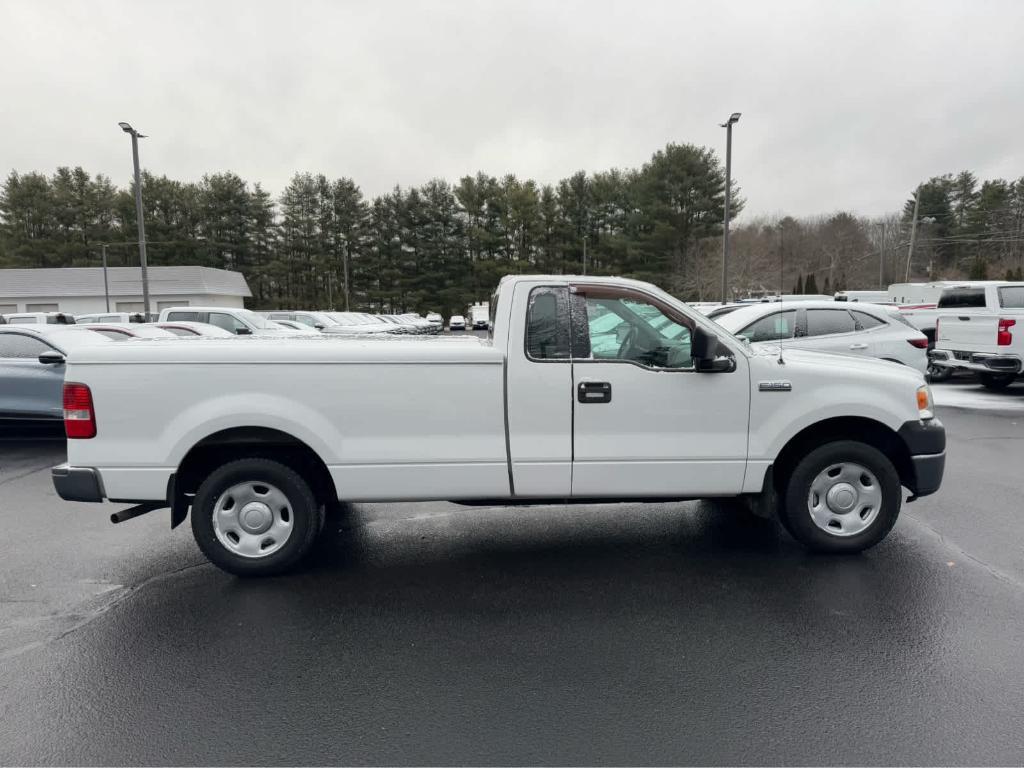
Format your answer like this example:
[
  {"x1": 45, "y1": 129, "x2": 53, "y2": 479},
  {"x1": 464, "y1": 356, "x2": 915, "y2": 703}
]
[
  {"x1": 119, "y1": 122, "x2": 151, "y2": 318},
  {"x1": 720, "y1": 112, "x2": 741, "y2": 302},
  {"x1": 101, "y1": 244, "x2": 110, "y2": 311},
  {"x1": 905, "y1": 185, "x2": 921, "y2": 281}
]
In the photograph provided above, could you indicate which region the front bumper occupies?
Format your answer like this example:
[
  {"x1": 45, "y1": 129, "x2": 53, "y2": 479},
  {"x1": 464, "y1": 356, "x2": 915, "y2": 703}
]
[
  {"x1": 51, "y1": 463, "x2": 104, "y2": 502},
  {"x1": 930, "y1": 349, "x2": 1022, "y2": 374},
  {"x1": 898, "y1": 419, "x2": 946, "y2": 498}
]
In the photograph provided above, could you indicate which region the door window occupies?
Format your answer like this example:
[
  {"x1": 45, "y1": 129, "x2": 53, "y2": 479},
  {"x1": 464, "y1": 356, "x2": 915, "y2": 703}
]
[
  {"x1": 208, "y1": 313, "x2": 249, "y2": 334},
  {"x1": 0, "y1": 334, "x2": 52, "y2": 358},
  {"x1": 575, "y1": 289, "x2": 693, "y2": 369},
  {"x1": 739, "y1": 311, "x2": 796, "y2": 342},
  {"x1": 805, "y1": 309, "x2": 857, "y2": 337},
  {"x1": 167, "y1": 311, "x2": 199, "y2": 322},
  {"x1": 525, "y1": 287, "x2": 570, "y2": 360}
]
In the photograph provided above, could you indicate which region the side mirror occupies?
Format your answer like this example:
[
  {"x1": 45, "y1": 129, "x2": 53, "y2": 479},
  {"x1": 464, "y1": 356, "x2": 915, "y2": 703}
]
[
  {"x1": 38, "y1": 350, "x2": 65, "y2": 365},
  {"x1": 235, "y1": 327, "x2": 253, "y2": 335},
  {"x1": 313, "y1": 324, "x2": 325, "y2": 330},
  {"x1": 692, "y1": 326, "x2": 734, "y2": 373}
]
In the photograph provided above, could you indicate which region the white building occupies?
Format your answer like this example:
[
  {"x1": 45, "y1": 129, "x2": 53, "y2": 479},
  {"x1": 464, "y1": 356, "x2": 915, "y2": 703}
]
[{"x1": 0, "y1": 266, "x2": 251, "y2": 316}]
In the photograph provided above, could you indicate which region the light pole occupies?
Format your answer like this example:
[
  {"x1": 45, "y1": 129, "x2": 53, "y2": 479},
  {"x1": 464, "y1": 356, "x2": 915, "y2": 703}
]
[
  {"x1": 101, "y1": 243, "x2": 110, "y2": 311},
  {"x1": 720, "y1": 112, "x2": 741, "y2": 303},
  {"x1": 118, "y1": 122, "x2": 151, "y2": 318}
]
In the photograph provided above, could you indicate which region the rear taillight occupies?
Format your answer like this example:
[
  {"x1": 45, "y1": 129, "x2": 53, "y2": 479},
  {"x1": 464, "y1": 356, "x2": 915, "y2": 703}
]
[
  {"x1": 998, "y1": 318, "x2": 1016, "y2": 347},
  {"x1": 907, "y1": 337, "x2": 929, "y2": 348},
  {"x1": 63, "y1": 382, "x2": 96, "y2": 439}
]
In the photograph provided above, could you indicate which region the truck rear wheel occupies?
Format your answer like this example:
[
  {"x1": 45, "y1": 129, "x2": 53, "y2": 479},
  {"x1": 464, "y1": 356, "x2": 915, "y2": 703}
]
[
  {"x1": 191, "y1": 457, "x2": 322, "y2": 576},
  {"x1": 781, "y1": 441, "x2": 901, "y2": 553},
  {"x1": 979, "y1": 372, "x2": 1016, "y2": 391}
]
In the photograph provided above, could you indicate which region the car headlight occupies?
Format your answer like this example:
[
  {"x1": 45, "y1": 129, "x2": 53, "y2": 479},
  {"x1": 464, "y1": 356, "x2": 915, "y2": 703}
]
[{"x1": 916, "y1": 384, "x2": 934, "y2": 420}]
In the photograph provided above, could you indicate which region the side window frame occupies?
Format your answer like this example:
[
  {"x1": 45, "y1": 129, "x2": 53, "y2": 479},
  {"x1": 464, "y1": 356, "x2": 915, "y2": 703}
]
[
  {"x1": 524, "y1": 285, "x2": 571, "y2": 363},
  {"x1": 569, "y1": 283, "x2": 701, "y2": 373},
  {"x1": 0, "y1": 332, "x2": 56, "y2": 360},
  {"x1": 803, "y1": 308, "x2": 859, "y2": 338}
]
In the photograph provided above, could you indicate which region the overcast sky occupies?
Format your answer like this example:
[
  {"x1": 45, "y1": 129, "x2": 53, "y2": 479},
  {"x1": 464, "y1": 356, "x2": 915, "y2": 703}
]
[{"x1": 2, "y1": 0, "x2": 1021, "y2": 219}]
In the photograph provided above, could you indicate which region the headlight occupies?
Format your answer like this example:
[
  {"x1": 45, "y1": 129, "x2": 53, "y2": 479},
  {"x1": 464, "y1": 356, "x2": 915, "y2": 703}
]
[{"x1": 916, "y1": 384, "x2": 934, "y2": 420}]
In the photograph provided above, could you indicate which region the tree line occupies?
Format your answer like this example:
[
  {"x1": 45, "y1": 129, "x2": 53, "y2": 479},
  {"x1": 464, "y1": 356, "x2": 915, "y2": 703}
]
[{"x1": 1, "y1": 145, "x2": 1022, "y2": 315}]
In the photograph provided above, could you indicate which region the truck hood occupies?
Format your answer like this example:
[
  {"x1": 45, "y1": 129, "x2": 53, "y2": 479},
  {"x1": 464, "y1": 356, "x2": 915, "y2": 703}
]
[{"x1": 749, "y1": 344, "x2": 926, "y2": 386}]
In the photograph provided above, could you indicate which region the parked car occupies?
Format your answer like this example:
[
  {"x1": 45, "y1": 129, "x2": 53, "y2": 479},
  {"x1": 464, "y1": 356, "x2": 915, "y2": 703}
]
[
  {"x1": 323, "y1": 312, "x2": 396, "y2": 334},
  {"x1": 932, "y1": 281, "x2": 1024, "y2": 389},
  {"x1": 426, "y1": 312, "x2": 444, "y2": 328},
  {"x1": 264, "y1": 310, "x2": 339, "y2": 331},
  {"x1": 52, "y1": 274, "x2": 943, "y2": 576},
  {"x1": 76, "y1": 312, "x2": 145, "y2": 324},
  {"x1": 469, "y1": 305, "x2": 489, "y2": 330},
  {"x1": 398, "y1": 313, "x2": 440, "y2": 334},
  {"x1": 2, "y1": 312, "x2": 77, "y2": 325},
  {"x1": 158, "y1": 307, "x2": 305, "y2": 337},
  {"x1": 448, "y1": 314, "x2": 467, "y2": 331},
  {"x1": 0, "y1": 325, "x2": 111, "y2": 423},
  {"x1": 714, "y1": 300, "x2": 928, "y2": 374},
  {"x1": 152, "y1": 321, "x2": 236, "y2": 338},
  {"x1": 74, "y1": 323, "x2": 178, "y2": 341}
]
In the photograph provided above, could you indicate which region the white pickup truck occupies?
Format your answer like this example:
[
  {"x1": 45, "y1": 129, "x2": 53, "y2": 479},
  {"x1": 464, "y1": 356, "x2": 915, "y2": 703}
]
[
  {"x1": 52, "y1": 275, "x2": 945, "y2": 576},
  {"x1": 932, "y1": 281, "x2": 1024, "y2": 389}
]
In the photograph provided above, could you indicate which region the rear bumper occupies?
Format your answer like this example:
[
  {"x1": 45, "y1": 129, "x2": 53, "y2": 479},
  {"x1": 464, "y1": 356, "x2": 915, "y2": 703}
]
[
  {"x1": 51, "y1": 463, "x2": 104, "y2": 502},
  {"x1": 931, "y1": 349, "x2": 1022, "y2": 374},
  {"x1": 897, "y1": 419, "x2": 946, "y2": 498}
]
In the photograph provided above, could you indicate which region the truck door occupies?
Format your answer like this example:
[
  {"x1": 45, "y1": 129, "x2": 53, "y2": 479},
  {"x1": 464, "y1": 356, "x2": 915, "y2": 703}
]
[
  {"x1": 568, "y1": 283, "x2": 750, "y2": 497},
  {"x1": 505, "y1": 283, "x2": 574, "y2": 497}
]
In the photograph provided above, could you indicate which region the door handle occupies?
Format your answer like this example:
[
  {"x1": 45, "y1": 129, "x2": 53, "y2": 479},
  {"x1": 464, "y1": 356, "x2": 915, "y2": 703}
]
[
  {"x1": 958, "y1": 316, "x2": 970, "y2": 321},
  {"x1": 849, "y1": 343, "x2": 868, "y2": 350},
  {"x1": 577, "y1": 381, "x2": 612, "y2": 404}
]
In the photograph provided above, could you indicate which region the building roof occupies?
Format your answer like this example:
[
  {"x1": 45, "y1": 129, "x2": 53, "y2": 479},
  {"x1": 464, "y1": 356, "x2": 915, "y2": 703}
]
[{"x1": 0, "y1": 266, "x2": 252, "y2": 298}]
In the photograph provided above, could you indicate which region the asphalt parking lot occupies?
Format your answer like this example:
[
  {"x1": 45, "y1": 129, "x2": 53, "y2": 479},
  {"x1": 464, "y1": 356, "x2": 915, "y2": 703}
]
[{"x1": 1, "y1": 377, "x2": 1023, "y2": 765}]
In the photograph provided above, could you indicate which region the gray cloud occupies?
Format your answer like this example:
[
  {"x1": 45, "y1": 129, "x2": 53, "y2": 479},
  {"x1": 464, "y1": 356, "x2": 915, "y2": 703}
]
[{"x1": 2, "y1": 0, "x2": 1021, "y2": 218}]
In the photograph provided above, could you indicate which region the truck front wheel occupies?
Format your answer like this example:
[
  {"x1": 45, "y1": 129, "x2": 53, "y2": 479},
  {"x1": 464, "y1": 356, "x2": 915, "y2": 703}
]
[
  {"x1": 191, "y1": 457, "x2": 322, "y2": 576},
  {"x1": 781, "y1": 441, "x2": 902, "y2": 553}
]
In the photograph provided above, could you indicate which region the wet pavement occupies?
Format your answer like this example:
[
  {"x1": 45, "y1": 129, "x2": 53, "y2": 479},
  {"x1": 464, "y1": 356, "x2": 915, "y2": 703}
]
[{"x1": 1, "y1": 381, "x2": 1023, "y2": 765}]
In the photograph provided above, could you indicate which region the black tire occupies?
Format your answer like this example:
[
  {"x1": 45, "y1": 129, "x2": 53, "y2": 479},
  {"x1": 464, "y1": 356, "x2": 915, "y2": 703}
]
[
  {"x1": 780, "y1": 440, "x2": 902, "y2": 553},
  {"x1": 927, "y1": 364, "x2": 953, "y2": 382},
  {"x1": 191, "y1": 457, "x2": 321, "y2": 576},
  {"x1": 980, "y1": 372, "x2": 1016, "y2": 391}
]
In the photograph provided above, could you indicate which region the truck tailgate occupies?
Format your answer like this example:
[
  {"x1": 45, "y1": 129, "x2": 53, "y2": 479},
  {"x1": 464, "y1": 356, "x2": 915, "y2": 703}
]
[{"x1": 937, "y1": 313, "x2": 998, "y2": 351}]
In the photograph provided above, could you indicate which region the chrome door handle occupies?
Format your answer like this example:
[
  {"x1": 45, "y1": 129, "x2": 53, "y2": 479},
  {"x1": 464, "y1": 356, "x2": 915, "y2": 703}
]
[{"x1": 849, "y1": 343, "x2": 868, "y2": 350}]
